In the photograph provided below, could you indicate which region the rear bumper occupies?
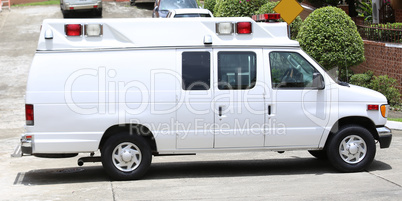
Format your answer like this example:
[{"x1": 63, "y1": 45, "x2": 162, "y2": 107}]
[
  {"x1": 377, "y1": 126, "x2": 392, "y2": 148},
  {"x1": 21, "y1": 137, "x2": 32, "y2": 155},
  {"x1": 62, "y1": 1, "x2": 102, "y2": 11}
]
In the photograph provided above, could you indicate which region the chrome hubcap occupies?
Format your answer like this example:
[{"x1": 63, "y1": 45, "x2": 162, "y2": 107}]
[
  {"x1": 339, "y1": 135, "x2": 367, "y2": 164},
  {"x1": 112, "y1": 142, "x2": 142, "y2": 172}
]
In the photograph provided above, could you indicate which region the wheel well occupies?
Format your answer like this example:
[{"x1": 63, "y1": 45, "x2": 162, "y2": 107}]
[
  {"x1": 99, "y1": 124, "x2": 158, "y2": 154},
  {"x1": 328, "y1": 116, "x2": 379, "y2": 144}
]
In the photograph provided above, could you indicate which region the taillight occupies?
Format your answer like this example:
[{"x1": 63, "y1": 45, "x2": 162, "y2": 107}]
[
  {"x1": 25, "y1": 104, "x2": 34, "y2": 126},
  {"x1": 237, "y1": 22, "x2": 252, "y2": 34},
  {"x1": 65, "y1": 24, "x2": 82, "y2": 36}
]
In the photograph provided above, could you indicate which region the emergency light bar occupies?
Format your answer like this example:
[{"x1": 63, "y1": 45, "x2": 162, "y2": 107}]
[
  {"x1": 252, "y1": 13, "x2": 281, "y2": 22},
  {"x1": 216, "y1": 22, "x2": 252, "y2": 35},
  {"x1": 65, "y1": 24, "x2": 103, "y2": 37}
]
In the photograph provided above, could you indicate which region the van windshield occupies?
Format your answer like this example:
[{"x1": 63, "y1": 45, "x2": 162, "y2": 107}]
[{"x1": 160, "y1": 0, "x2": 198, "y2": 11}]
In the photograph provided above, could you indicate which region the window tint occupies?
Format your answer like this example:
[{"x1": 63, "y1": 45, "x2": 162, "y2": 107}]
[
  {"x1": 218, "y1": 52, "x2": 256, "y2": 90},
  {"x1": 182, "y1": 52, "x2": 210, "y2": 90},
  {"x1": 269, "y1": 52, "x2": 320, "y2": 88}
]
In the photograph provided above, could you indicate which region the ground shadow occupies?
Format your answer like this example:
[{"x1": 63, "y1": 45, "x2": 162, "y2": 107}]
[
  {"x1": 63, "y1": 12, "x2": 102, "y2": 19},
  {"x1": 15, "y1": 166, "x2": 109, "y2": 186},
  {"x1": 14, "y1": 157, "x2": 392, "y2": 185},
  {"x1": 135, "y1": 3, "x2": 154, "y2": 10}
]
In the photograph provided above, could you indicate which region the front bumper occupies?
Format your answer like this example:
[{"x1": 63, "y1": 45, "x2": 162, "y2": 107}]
[{"x1": 377, "y1": 126, "x2": 392, "y2": 148}]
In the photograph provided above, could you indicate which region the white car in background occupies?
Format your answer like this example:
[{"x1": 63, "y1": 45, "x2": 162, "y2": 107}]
[{"x1": 166, "y1": 8, "x2": 213, "y2": 18}]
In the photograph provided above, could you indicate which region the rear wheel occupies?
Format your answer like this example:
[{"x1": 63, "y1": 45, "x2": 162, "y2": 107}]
[
  {"x1": 327, "y1": 125, "x2": 376, "y2": 172},
  {"x1": 101, "y1": 132, "x2": 152, "y2": 180}
]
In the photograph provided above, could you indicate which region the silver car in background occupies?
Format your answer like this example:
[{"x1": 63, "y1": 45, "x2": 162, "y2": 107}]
[{"x1": 60, "y1": 0, "x2": 102, "y2": 18}]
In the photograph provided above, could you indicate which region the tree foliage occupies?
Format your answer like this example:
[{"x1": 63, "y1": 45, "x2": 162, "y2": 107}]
[
  {"x1": 203, "y1": 0, "x2": 216, "y2": 14},
  {"x1": 296, "y1": 6, "x2": 365, "y2": 80},
  {"x1": 214, "y1": 0, "x2": 267, "y2": 17}
]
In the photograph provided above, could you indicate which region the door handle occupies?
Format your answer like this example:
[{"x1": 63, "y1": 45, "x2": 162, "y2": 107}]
[
  {"x1": 219, "y1": 106, "x2": 223, "y2": 117},
  {"x1": 268, "y1": 105, "x2": 271, "y2": 115}
]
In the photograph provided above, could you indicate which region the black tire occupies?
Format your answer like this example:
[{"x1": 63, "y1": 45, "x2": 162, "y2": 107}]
[
  {"x1": 308, "y1": 150, "x2": 327, "y2": 160},
  {"x1": 326, "y1": 125, "x2": 376, "y2": 172},
  {"x1": 101, "y1": 132, "x2": 152, "y2": 180}
]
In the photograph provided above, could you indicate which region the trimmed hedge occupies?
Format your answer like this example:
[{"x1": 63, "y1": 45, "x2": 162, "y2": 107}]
[{"x1": 296, "y1": 6, "x2": 365, "y2": 78}]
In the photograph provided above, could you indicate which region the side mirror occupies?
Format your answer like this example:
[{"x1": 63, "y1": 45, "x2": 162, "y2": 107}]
[{"x1": 312, "y1": 72, "x2": 325, "y2": 90}]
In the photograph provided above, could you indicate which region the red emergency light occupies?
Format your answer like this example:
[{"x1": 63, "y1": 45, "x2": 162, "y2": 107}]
[
  {"x1": 237, "y1": 22, "x2": 252, "y2": 34},
  {"x1": 65, "y1": 24, "x2": 82, "y2": 36},
  {"x1": 252, "y1": 13, "x2": 281, "y2": 22}
]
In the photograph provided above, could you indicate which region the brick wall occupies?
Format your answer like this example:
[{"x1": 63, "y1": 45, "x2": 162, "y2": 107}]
[
  {"x1": 352, "y1": 40, "x2": 402, "y2": 94},
  {"x1": 396, "y1": 9, "x2": 402, "y2": 22},
  {"x1": 10, "y1": 0, "x2": 47, "y2": 5}
]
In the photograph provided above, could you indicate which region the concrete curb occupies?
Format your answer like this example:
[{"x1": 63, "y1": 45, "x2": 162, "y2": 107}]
[{"x1": 386, "y1": 121, "x2": 402, "y2": 131}]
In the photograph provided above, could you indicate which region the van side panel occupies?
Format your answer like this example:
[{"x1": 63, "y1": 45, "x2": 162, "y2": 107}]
[{"x1": 26, "y1": 50, "x2": 178, "y2": 153}]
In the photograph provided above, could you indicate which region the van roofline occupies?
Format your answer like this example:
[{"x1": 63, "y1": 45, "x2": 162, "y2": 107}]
[{"x1": 37, "y1": 18, "x2": 300, "y2": 51}]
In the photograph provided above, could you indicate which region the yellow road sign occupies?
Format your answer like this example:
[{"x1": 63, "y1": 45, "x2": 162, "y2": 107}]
[{"x1": 274, "y1": 0, "x2": 304, "y2": 25}]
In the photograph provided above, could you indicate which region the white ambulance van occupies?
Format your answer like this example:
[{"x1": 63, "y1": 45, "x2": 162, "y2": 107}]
[{"x1": 21, "y1": 15, "x2": 392, "y2": 180}]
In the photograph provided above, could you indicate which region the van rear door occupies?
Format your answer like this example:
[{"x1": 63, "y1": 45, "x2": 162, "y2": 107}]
[{"x1": 176, "y1": 49, "x2": 214, "y2": 149}]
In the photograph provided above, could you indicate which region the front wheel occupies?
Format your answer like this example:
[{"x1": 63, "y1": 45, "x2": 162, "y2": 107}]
[
  {"x1": 327, "y1": 125, "x2": 376, "y2": 172},
  {"x1": 101, "y1": 132, "x2": 152, "y2": 180}
]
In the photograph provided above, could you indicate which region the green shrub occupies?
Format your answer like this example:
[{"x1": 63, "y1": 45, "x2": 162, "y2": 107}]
[
  {"x1": 371, "y1": 75, "x2": 401, "y2": 106},
  {"x1": 296, "y1": 6, "x2": 365, "y2": 81},
  {"x1": 356, "y1": 0, "x2": 372, "y2": 21},
  {"x1": 255, "y1": 1, "x2": 303, "y2": 40},
  {"x1": 214, "y1": 0, "x2": 267, "y2": 17},
  {"x1": 255, "y1": 1, "x2": 277, "y2": 13},
  {"x1": 308, "y1": 0, "x2": 339, "y2": 8},
  {"x1": 349, "y1": 70, "x2": 373, "y2": 88},
  {"x1": 204, "y1": 0, "x2": 216, "y2": 13},
  {"x1": 350, "y1": 71, "x2": 401, "y2": 106}
]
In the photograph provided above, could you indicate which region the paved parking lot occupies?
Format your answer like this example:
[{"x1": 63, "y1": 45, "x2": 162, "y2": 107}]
[{"x1": 1, "y1": 3, "x2": 402, "y2": 200}]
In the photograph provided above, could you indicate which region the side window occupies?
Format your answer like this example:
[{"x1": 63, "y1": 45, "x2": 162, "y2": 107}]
[
  {"x1": 218, "y1": 52, "x2": 256, "y2": 90},
  {"x1": 182, "y1": 52, "x2": 210, "y2": 90},
  {"x1": 269, "y1": 52, "x2": 320, "y2": 88}
]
